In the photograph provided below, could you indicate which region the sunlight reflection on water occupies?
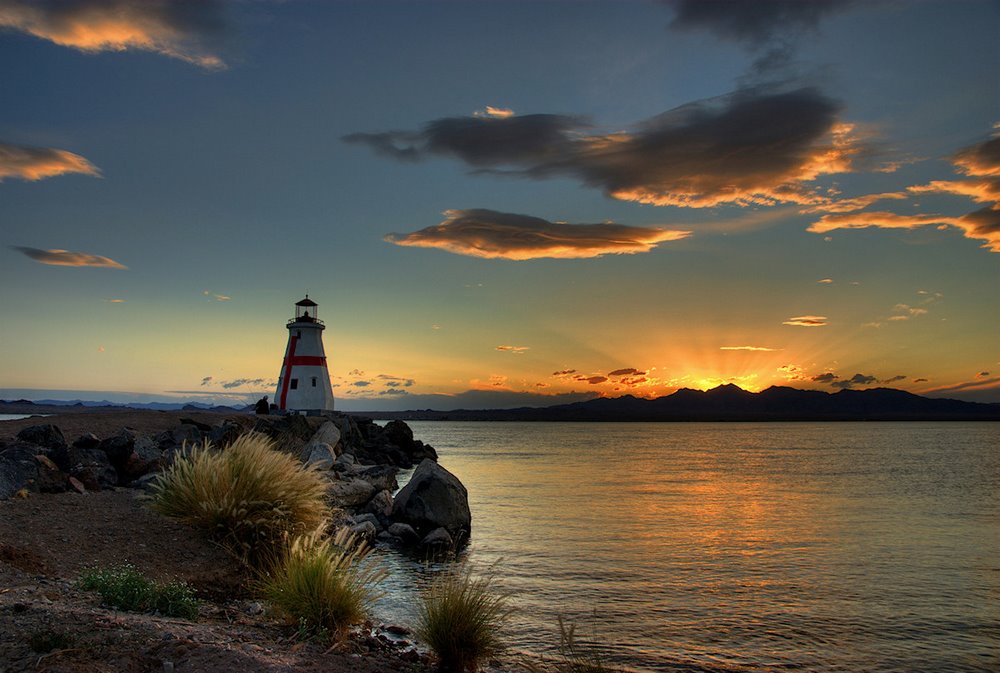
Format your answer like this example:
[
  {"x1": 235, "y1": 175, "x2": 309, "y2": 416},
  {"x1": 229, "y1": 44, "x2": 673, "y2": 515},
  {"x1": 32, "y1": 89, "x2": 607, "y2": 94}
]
[{"x1": 372, "y1": 422, "x2": 1000, "y2": 673}]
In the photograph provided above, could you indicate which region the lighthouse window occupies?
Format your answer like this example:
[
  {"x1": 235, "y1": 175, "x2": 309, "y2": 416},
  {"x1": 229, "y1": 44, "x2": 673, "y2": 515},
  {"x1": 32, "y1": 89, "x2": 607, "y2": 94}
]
[
  {"x1": 311, "y1": 377, "x2": 317, "y2": 387},
  {"x1": 297, "y1": 330, "x2": 302, "y2": 338},
  {"x1": 290, "y1": 378, "x2": 298, "y2": 390}
]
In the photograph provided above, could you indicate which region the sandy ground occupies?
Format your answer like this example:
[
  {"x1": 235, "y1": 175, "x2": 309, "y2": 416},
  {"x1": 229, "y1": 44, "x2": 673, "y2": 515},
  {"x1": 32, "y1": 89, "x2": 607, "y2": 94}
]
[{"x1": 0, "y1": 411, "x2": 433, "y2": 673}]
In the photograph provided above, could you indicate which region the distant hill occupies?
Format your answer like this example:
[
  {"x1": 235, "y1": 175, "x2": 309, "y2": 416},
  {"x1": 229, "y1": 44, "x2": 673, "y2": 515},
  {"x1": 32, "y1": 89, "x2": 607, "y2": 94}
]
[
  {"x1": 354, "y1": 385, "x2": 1000, "y2": 421},
  {"x1": 0, "y1": 399, "x2": 248, "y2": 414}
]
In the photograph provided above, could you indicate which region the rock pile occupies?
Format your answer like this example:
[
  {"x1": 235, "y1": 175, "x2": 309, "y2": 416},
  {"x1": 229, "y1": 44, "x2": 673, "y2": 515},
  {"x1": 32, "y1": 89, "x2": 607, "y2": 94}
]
[{"x1": 1, "y1": 413, "x2": 470, "y2": 551}]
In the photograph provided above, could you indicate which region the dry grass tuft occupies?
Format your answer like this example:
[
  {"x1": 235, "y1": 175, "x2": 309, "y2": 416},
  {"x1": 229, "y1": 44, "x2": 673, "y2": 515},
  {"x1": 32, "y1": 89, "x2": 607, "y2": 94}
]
[
  {"x1": 416, "y1": 564, "x2": 513, "y2": 672},
  {"x1": 258, "y1": 528, "x2": 386, "y2": 641},
  {"x1": 149, "y1": 431, "x2": 330, "y2": 566}
]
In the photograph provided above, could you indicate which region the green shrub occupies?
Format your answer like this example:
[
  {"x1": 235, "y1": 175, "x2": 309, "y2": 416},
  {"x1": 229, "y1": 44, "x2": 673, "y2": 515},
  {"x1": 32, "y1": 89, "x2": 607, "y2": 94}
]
[
  {"x1": 77, "y1": 563, "x2": 199, "y2": 619},
  {"x1": 149, "y1": 431, "x2": 330, "y2": 566},
  {"x1": 259, "y1": 528, "x2": 386, "y2": 641},
  {"x1": 416, "y1": 564, "x2": 513, "y2": 672}
]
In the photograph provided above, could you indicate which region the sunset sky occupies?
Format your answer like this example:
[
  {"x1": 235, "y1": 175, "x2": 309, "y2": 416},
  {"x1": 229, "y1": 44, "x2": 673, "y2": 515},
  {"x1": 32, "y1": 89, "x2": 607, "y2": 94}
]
[{"x1": 1, "y1": 0, "x2": 998, "y2": 411}]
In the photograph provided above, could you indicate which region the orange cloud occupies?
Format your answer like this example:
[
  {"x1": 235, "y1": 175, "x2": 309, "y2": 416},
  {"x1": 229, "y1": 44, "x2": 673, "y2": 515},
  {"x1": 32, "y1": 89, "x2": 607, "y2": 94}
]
[
  {"x1": 0, "y1": 0, "x2": 225, "y2": 69},
  {"x1": 720, "y1": 345, "x2": 781, "y2": 352},
  {"x1": 808, "y1": 130, "x2": 1000, "y2": 252},
  {"x1": 782, "y1": 315, "x2": 827, "y2": 327},
  {"x1": 0, "y1": 142, "x2": 100, "y2": 181},
  {"x1": 386, "y1": 209, "x2": 690, "y2": 260},
  {"x1": 808, "y1": 209, "x2": 1000, "y2": 252},
  {"x1": 802, "y1": 190, "x2": 908, "y2": 214},
  {"x1": 474, "y1": 106, "x2": 515, "y2": 119},
  {"x1": 13, "y1": 246, "x2": 126, "y2": 268}
]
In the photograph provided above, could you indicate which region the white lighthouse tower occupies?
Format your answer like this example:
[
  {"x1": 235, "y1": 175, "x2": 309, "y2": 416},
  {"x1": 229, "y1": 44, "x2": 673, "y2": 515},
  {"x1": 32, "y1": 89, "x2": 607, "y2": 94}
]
[{"x1": 274, "y1": 295, "x2": 335, "y2": 413}]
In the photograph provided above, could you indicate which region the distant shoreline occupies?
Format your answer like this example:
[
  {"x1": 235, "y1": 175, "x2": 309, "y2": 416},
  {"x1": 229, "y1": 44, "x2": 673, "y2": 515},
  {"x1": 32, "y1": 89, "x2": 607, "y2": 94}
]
[{"x1": 4, "y1": 384, "x2": 999, "y2": 423}]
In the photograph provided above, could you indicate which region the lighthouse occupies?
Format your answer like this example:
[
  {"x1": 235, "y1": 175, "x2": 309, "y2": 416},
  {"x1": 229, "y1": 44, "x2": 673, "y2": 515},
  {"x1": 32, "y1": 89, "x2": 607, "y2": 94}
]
[{"x1": 274, "y1": 295, "x2": 335, "y2": 413}]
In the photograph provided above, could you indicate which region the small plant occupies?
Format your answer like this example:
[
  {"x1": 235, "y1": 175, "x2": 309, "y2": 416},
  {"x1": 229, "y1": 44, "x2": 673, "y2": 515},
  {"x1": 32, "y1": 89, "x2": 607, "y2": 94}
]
[
  {"x1": 149, "y1": 431, "x2": 330, "y2": 566},
  {"x1": 522, "y1": 617, "x2": 622, "y2": 673},
  {"x1": 416, "y1": 564, "x2": 513, "y2": 672},
  {"x1": 259, "y1": 528, "x2": 386, "y2": 641},
  {"x1": 77, "y1": 564, "x2": 199, "y2": 619}
]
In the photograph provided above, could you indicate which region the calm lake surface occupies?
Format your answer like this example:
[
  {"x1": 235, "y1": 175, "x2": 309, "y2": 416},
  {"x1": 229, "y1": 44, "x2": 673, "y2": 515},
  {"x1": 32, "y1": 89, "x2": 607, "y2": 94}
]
[{"x1": 372, "y1": 422, "x2": 999, "y2": 673}]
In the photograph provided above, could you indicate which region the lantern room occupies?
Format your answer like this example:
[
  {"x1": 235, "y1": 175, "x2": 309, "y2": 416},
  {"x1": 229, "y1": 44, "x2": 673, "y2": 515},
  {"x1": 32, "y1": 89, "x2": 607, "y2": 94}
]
[{"x1": 293, "y1": 295, "x2": 320, "y2": 323}]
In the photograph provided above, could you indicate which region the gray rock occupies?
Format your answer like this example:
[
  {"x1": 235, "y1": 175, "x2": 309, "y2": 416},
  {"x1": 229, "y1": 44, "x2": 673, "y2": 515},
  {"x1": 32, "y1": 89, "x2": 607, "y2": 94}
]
[
  {"x1": 34, "y1": 454, "x2": 67, "y2": 493},
  {"x1": 0, "y1": 442, "x2": 42, "y2": 499},
  {"x1": 391, "y1": 459, "x2": 471, "y2": 539},
  {"x1": 349, "y1": 520, "x2": 377, "y2": 541},
  {"x1": 326, "y1": 478, "x2": 377, "y2": 508},
  {"x1": 382, "y1": 420, "x2": 415, "y2": 451},
  {"x1": 169, "y1": 424, "x2": 203, "y2": 448},
  {"x1": 362, "y1": 489, "x2": 394, "y2": 518},
  {"x1": 208, "y1": 420, "x2": 243, "y2": 448},
  {"x1": 16, "y1": 424, "x2": 65, "y2": 451},
  {"x1": 130, "y1": 473, "x2": 161, "y2": 491},
  {"x1": 122, "y1": 436, "x2": 164, "y2": 482},
  {"x1": 335, "y1": 452, "x2": 357, "y2": 466},
  {"x1": 386, "y1": 522, "x2": 419, "y2": 544},
  {"x1": 420, "y1": 527, "x2": 453, "y2": 549},
  {"x1": 98, "y1": 428, "x2": 137, "y2": 468},
  {"x1": 72, "y1": 433, "x2": 101, "y2": 450},
  {"x1": 302, "y1": 442, "x2": 337, "y2": 470},
  {"x1": 301, "y1": 421, "x2": 342, "y2": 460},
  {"x1": 349, "y1": 512, "x2": 382, "y2": 529},
  {"x1": 356, "y1": 465, "x2": 398, "y2": 492},
  {"x1": 67, "y1": 447, "x2": 118, "y2": 491}
]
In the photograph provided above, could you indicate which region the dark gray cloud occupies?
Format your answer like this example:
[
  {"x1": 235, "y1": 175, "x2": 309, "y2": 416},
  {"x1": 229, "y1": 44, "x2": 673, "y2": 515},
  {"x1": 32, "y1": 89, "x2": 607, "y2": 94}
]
[
  {"x1": 812, "y1": 372, "x2": 838, "y2": 383},
  {"x1": 608, "y1": 368, "x2": 645, "y2": 377},
  {"x1": 352, "y1": 380, "x2": 371, "y2": 388},
  {"x1": 13, "y1": 246, "x2": 126, "y2": 268},
  {"x1": 829, "y1": 373, "x2": 878, "y2": 389},
  {"x1": 575, "y1": 375, "x2": 608, "y2": 385},
  {"x1": 0, "y1": 0, "x2": 226, "y2": 68},
  {"x1": 552, "y1": 369, "x2": 576, "y2": 376},
  {"x1": 219, "y1": 377, "x2": 272, "y2": 390},
  {"x1": 667, "y1": 0, "x2": 853, "y2": 46},
  {"x1": 386, "y1": 209, "x2": 690, "y2": 260},
  {"x1": 882, "y1": 375, "x2": 907, "y2": 384},
  {"x1": 348, "y1": 87, "x2": 859, "y2": 209},
  {"x1": 667, "y1": 0, "x2": 855, "y2": 75}
]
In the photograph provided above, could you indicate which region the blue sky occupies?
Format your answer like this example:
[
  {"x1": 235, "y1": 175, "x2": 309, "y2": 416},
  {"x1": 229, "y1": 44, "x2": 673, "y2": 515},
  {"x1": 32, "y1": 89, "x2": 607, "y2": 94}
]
[{"x1": 1, "y1": 0, "x2": 998, "y2": 410}]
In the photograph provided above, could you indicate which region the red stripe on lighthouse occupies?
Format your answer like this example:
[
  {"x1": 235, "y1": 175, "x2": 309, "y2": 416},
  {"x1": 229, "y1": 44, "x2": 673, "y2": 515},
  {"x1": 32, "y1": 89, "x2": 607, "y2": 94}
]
[
  {"x1": 282, "y1": 355, "x2": 327, "y2": 367},
  {"x1": 278, "y1": 335, "x2": 298, "y2": 410}
]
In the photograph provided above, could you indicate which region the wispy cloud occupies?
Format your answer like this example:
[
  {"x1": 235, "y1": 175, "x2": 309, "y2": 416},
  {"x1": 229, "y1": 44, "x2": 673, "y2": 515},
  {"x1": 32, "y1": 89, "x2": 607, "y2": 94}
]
[
  {"x1": 347, "y1": 86, "x2": 867, "y2": 210},
  {"x1": 386, "y1": 209, "x2": 690, "y2": 260},
  {"x1": 0, "y1": 0, "x2": 226, "y2": 69},
  {"x1": 105, "y1": 298, "x2": 125, "y2": 303},
  {"x1": 496, "y1": 345, "x2": 530, "y2": 353},
  {"x1": 13, "y1": 246, "x2": 126, "y2": 268},
  {"x1": 377, "y1": 374, "x2": 415, "y2": 388},
  {"x1": 202, "y1": 290, "x2": 230, "y2": 301},
  {"x1": 0, "y1": 142, "x2": 100, "y2": 181},
  {"x1": 809, "y1": 130, "x2": 1000, "y2": 252},
  {"x1": 720, "y1": 345, "x2": 781, "y2": 352},
  {"x1": 473, "y1": 106, "x2": 514, "y2": 119},
  {"x1": 783, "y1": 315, "x2": 827, "y2": 327}
]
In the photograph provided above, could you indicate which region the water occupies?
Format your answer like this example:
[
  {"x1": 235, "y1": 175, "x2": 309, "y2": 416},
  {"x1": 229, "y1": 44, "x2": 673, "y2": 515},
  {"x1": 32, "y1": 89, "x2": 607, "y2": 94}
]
[
  {"x1": 372, "y1": 422, "x2": 1000, "y2": 673},
  {"x1": 0, "y1": 413, "x2": 48, "y2": 421}
]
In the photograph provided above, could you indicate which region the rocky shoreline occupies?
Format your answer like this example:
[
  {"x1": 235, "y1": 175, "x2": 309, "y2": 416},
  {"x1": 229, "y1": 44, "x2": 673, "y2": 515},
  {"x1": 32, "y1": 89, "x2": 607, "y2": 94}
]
[{"x1": 0, "y1": 410, "x2": 477, "y2": 673}]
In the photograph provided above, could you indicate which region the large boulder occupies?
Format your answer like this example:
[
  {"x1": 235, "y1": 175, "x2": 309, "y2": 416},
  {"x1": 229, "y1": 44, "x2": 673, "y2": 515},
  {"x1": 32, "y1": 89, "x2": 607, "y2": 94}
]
[
  {"x1": 16, "y1": 424, "x2": 66, "y2": 451},
  {"x1": 391, "y1": 459, "x2": 471, "y2": 540},
  {"x1": 0, "y1": 442, "x2": 43, "y2": 499},
  {"x1": 326, "y1": 477, "x2": 377, "y2": 508},
  {"x1": 98, "y1": 428, "x2": 138, "y2": 469},
  {"x1": 301, "y1": 421, "x2": 342, "y2": 458},
  {"x1": 66, "y1": 447, "x2": 118, "y2": 491}
]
